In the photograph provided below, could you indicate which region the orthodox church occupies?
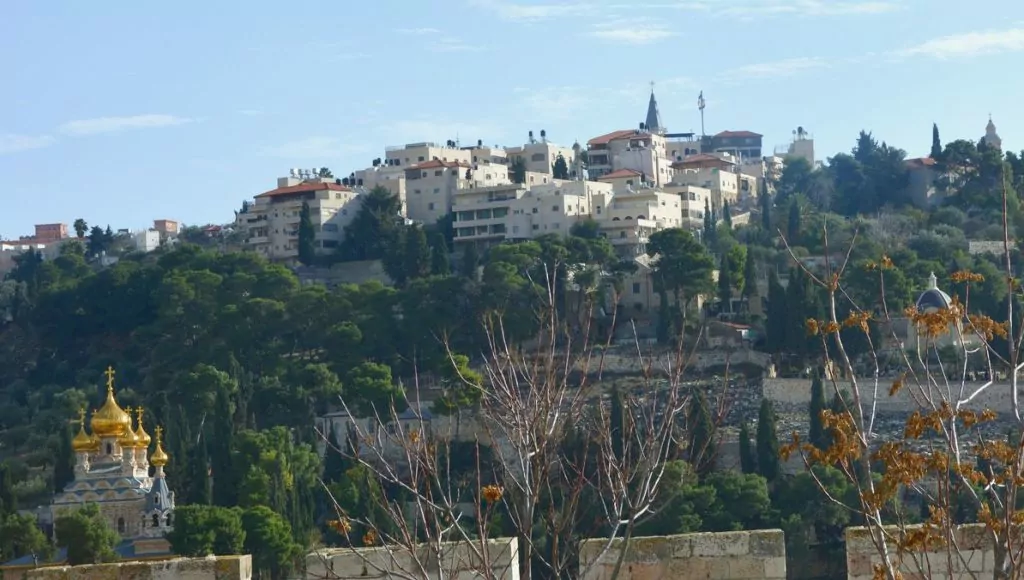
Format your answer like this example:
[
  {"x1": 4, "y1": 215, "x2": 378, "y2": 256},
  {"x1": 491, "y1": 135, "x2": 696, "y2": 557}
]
[{"x1": 1, "y1": 367, "x2": 177, "y2": 570}]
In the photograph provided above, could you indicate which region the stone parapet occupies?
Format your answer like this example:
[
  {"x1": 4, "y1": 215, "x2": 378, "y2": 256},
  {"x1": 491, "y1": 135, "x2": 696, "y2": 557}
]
[
  {"x1": 305, "y1": 537, "x2": 519, "y2": 579},
  {"x1": 578, "y1": 529, "x2": 786, "y2": 580},
  {"x1": 846, "y1": 524, "x2": 994, "y2": 580},
  {"x1": 20, "y1": 555, "x2": 251, "y2": 580}
]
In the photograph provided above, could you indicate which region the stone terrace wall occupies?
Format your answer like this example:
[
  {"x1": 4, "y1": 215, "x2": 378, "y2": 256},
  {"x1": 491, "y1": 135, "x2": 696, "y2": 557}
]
[
  {"x1": 578, "y1": 529, "x2": 786, "y2": 580},
  {"x1": 765, "y1": 377, "x2": 1020, "y2": 413},
  {"x1": 846, "y1": 524, "x2": 994, "y2": 580},
  {"x1": 305, "y1": 537, "x2": 518, "y2": 580},
  {"x1": 20, "y1": 555, "x2": 251, "y2": 580}
]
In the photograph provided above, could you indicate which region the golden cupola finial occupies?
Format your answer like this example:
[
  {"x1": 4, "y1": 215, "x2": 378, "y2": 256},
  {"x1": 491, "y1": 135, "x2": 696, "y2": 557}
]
[
  {"x1": 89, "y1": 366, "x2": 133, "y2": 438},
  {"x1": 134, "y1": 408, "x2": 151, "y2": 448},
  {"x1": 118, "y1": 406, "x2": 140, "y2": 448},
  {"x1": 150, "y1": 426, "x2": 169, "y2": 468},
  {"x1": 71, "y1": 407, "x2": 95, "y2": 453}
]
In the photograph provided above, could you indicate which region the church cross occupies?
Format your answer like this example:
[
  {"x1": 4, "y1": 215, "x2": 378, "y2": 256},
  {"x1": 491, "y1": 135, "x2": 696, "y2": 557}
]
[{"x1": 104, "y1": 366, "x2": 116, "y2": 389}]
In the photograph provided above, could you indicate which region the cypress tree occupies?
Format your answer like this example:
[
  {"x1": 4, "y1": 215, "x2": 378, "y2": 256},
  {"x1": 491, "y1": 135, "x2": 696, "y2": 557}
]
[
  {"x1": 760, "y1": 181, "x2": 772, "y2": 232},
  {"x1": 930, "y1": 123, "x2": 942, "y2": 160},
  {"x1": 54, "y1": 424, "x2": 76, "y2": 493},
  {"x1": 186, "y1": 435, "x2": 212, "y2": 505},
  {"x1": 688, "y1": 389, "x2": 716, "y2": 477},
  {"x1": 297, "y1": 201, "x2": 317, "y2": 266},
  {"x1": 787, "y1": 199, "x2": 801, "y2": 243},
  {"x1": 430, "y1": 233, "x2": 451, "y2": 276},
  {"x1": 610, "y1": 385, "x2": 625, "y2": 461},
  {"x1": 461, "y1": 244, "x2": 479, "y2": 280},
  {"x1": 756, "y1": 398, "x2": 780, "y2": 482},
  {"x1": 403, "y1": 225, "x2": 431, "y2": 281},
  {"x1": 211, "y1": 387, "x2": 238, "y2": 507},
  {"x1": 718, "y1": 253, "x2": 732, "y2": 314},
  {"x1": 742, "y1": 246, "x2": 757, "y2": 300},
  {"x1": 322, "y1": 426, "x2": 348, "y2": 484},
  {"x1": 738, "y1": 422, "x2": 756, "y2": 474},
  {"x1": 722, "y1": 199, "x2": 732, "y2": 228},
  {"x1": 0, "y1": 462, "x2": 15, "y2": 516},
  {"x1": 809, "y1": 372, "x2": 828, "y2": 450}
]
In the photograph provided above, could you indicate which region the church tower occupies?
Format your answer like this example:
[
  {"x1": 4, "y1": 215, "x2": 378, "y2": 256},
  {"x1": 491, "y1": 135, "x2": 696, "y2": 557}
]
[
  {"x1": 983, "y1": 116, "x2": 1002, "y2": 150},
  {"x1": 645, "y1": 82, "x2": 664, "y2": 135}
]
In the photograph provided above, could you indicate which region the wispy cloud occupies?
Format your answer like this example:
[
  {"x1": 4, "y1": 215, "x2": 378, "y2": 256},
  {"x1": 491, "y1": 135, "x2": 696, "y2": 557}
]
[
  {"x1": 260, "y1": 137, "x2": 371, "y2": 159},
  {"x1": 515, "y1": 86, "x2": 595, "y2": 121},
  {"x1": 895, "y1": 27, "x2": 1024, "y2": 59},
  {"x1": 0, "y1": 133, "x2": 55, "y2": 155},
  {"x1": 468, "y1": 0, "x2": 588, "y2": 21},
  {"x1": 395, "y1": 27, "x2": 442, "y2": 35},
  {"x1": 588, "y1": 19, "x2": 674, "y2": 44},
  {"x1": 716, "y1": 0, "x2": 899, "y2": 17},
  {"x1": 716, "y1": 56, "x2": 828, "y2": 83},
  {"x1": 59, "y1": 114, "x2": 194, "y2": 136}
]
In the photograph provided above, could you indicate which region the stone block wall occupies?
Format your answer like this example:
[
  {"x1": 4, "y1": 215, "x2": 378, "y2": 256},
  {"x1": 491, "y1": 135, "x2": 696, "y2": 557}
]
[
  {"x1": 578, "y1": 529, "x2": 786, "y2": 580},
  {"x1": 305, "y1": 537, "x2": 519, "y2": 580},
  {"x1": 846, "y1": 524, "x2": 994, "y2": 580},
  {"x1": 20, "y1": 555, "x2": 251, "y2": 580}
]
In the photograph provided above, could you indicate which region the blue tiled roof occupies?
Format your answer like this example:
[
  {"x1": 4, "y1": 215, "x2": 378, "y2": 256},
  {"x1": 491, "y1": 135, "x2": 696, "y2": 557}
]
[{"x1": 1, "y1": 539, "x2": 174, "y2": 568}]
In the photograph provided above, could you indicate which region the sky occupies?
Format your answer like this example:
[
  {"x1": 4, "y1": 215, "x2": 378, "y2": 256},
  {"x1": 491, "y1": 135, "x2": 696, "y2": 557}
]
[{"x1": 1, "y1": 0, "x2": 1022, "y2": 239}]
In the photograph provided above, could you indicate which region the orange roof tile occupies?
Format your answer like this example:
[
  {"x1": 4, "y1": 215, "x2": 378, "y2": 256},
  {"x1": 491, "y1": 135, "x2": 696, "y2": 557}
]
[
  {"x1": 598, "y1": 169, "x2": 644, "y2": 180},
  {"x1": 587, "y1": 129, "x2": 648, "y2": 146},
  {"x1": 714, "y1": 130, "x2": 762, "y2": 139},
  {"x1": 256, "y1": 182, "x2": 352, "y2": 198},
  {"x1": 906, "y1": 157, "x2": 937, "y2": 167}
]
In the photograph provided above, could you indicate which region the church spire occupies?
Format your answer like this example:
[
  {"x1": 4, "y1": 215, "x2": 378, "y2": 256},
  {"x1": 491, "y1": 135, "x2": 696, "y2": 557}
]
[{"x1": 645, "y1": 81, "x2": 664, "y2": 135}]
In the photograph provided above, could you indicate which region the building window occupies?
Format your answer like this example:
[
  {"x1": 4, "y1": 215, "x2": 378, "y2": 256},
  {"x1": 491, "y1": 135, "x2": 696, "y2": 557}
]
[
  {"x1": 428, "y1": 203, "x2": 435, "y2": 210},
  {"x1": 554, "y1": 223, "x2": 560, "y2": 229},
  {"x1": 532, "y1": 208, "x2": 538, "y2": 214},
  {"x1": 551, "y1": 205, "x2": 558, "y2": 212},
  {"x1": 632, "y1": 282, "x2": 641, "y2": 294},
  {"x1": 106, "y1": 443, "x2": 112, "y2": 454},
  {"x1": 118, "y1": 518, "x2": 125, "y2": 534},
  {"x1": 434, "y1": 170, "x2": 443, "y2": 176},
  {"x1": 418, "y1": 156, "x2": 425, "y2": 162},
  {"x1": 532, "y1": 224, "x2": 539, "y2": 230},
  {"x1": 152, "y1": 513, "x2": 160, "y2": 527},
  {"x1": 433, "y1": 188, "x2": 440, "y2": 194},
  {"x1": 166, "y1": 513, "x2": 173, "y2": 526}
]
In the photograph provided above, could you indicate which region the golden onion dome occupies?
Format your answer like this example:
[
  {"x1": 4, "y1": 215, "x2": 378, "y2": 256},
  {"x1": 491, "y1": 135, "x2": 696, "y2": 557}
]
[
  {"x1": 90, "y1": 367, "x2": 133, "y2": 438},
  {"x1": 71, "y1": 409, "x2": 94, "y2": 453},
  {"x1": 117, "y1": 407, "x2": 140, "y2": 448},
  {"x1": 150, "y1": 426, "x2": 169, "y2": 468},
  {"x1": 134, "y1": 408, "x2": 151, "y2": 448}
]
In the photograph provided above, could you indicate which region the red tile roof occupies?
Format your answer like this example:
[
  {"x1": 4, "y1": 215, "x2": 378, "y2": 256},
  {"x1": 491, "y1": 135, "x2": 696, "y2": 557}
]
[
  {"x1": 671, "y1": 153, "x2": 736, "y2": 169},
  {"x1": 598, "y1": 169, "x2": 644, "y2": 180},
  {"x1": 587, "y1": 129, "x2": 649, "y2": 146},
  {"x1": 714, "y1": 130, "x2": 762, "y2": 139},
  {"x1": 906, "y1": 157, "x2": 937, "y2": 168},
  {"x1": 256, "y1": 182, "x2": 352, "y2": 198},
  {"x1": 407, "y1": 159, "x2": 470, "y2": 170}
]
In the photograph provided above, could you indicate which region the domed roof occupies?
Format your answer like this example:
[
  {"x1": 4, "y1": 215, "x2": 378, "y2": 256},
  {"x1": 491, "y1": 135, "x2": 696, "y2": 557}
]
[
  {"x1": 71, "y1": 410, "x2": 96, "y2": 453},
  {"x1": 134, "y1": 408, "x2": 151, "y2": 448},
  {"x1": 150, "y1": 426, "x2": 169, "y2": 468},
  {"x1": 117, "y1": 407, "x2": 141, "y2": 448},
  {"x1": 916, "y1": 272, "x2": 952, "y2": 312},
  {"x1": 90, "y1": 367, "x2": 133, "y2": 438}
]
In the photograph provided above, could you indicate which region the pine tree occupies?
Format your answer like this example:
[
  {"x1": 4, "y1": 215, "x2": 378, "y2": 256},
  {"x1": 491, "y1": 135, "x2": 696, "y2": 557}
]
[
  {"x1": 786, "y1": 198, "x2": 801, "y2": 243},
  {"x1": 756, "y1": 398, "x2": 780, "y2": 482},
  {"x1": 211, "y1": 387, "x2": 238, "y2": 507},
  {"x1": 722, "y1": 199, "x2": 732, "y2": 228},
  {"x1": 322, "y1": 426, "x2": 348, "y2": 484},
  {"x1": 738, "y1": 422, "x2": 756, "y2": 474},
  {"x1": 297, "y1": 201, "x2": 317, "y2": 266},
  {"x1": 54, "y1": 424, "x2": 76, "y2": 494},
  {"x1": 186, "y1": 435, "x2": 212, "y2": 505},
  {"x1": 930, "y1": 123, "x2": 943, "y2": 160},
  {"x1": 688, "y1": 389, "x2": 716, "y2": 477},
  {"x1": 809, "y1": 372, "x2": 828, "y2": 450},
  {"x1": 552, "y1": 154, "x2": 570, "y2": 179},
  {"x1": 430, "y1": 233, "x2": 450, "y2": 276},
  {"x1": 717, "y1": 253, "x2": 732, "y2": 313}
]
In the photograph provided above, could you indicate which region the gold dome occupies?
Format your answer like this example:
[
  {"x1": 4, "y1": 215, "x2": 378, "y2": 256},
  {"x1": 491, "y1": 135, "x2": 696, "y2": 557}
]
[
  {"x1": 71, "y1": 409, "x2": 95, "y2": 453},
  {"x1": 150, "y1": 426, "x2": 169, "y2": 468},
  {"x1": 117, "y1": 407, "x2": 141, "y2": 448},
  {"x1": 134, "y1": 408, "x2": 151, "y2": 448},
  {"x1": 90, "y1": 367, "x2": 132, "y2": 438}
]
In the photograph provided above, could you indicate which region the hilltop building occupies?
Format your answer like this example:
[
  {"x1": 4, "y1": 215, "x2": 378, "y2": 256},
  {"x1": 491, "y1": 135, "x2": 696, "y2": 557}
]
[
  {"x1": 983, "y1": 116, "x2": 1002, "y2": 150},
  {"x1": 1, "y1": 367, "x2": 176, "y2": 571}
]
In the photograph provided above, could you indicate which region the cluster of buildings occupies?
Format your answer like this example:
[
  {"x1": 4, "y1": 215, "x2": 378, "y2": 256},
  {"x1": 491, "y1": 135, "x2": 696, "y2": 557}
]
[
  {"x1": 235, "y1": 89, "x2": 818, "y2": 265},
  {"x1": 0, "y1": 220, "x2": 180, "y2": 276}
]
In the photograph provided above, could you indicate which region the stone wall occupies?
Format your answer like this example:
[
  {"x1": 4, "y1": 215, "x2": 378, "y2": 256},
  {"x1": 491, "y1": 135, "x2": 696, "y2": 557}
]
[
  {"x1": 577, "y1": 529, "x2": 786, "y2": 580},
  {"x1": 845, "y1": 524, "x2": 994, "y2": 580},
  {"x1": 305, "y1": 537, "x2": 519, "y2": 579},
  {"x1": 764, "y1": 377, "x2": 1018, "y2": 413},
  {"x1": 19, "y1": 555, "x2": 251, "y2": 580}
]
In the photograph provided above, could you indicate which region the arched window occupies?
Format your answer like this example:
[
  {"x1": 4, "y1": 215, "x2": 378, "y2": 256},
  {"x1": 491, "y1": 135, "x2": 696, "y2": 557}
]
[
  {"x1": 106, "y1": 443, "x2": 113, "y2": 455},
  {"x1": 152, "y1": 514, "x2": 160, "y2": 528},
  {"x1": 117, "y1": 517, "x2": 125, "y2": 534},
  {"x1": 165, "y1": 513, "x2": 173, "y2": 526},
  {"x1": 637, "y1": 215, "x2": 646, "y2": 220}
]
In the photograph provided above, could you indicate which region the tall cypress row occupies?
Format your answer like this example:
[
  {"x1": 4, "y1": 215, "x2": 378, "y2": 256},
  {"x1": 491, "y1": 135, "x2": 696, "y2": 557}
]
[{"x1": 211, "y1": 387, "x2": 238, "y2": 507}]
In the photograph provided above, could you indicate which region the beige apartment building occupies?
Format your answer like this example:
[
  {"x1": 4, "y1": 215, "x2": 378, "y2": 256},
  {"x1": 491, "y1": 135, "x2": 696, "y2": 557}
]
[
  {"x1": 0, "y1": 223, "x2": 71, "y2": 276},
  {"x1": 670, "y1": 166, "x2": 740, "y2": 210},
  {"x1": 662, "y1": 184, "x2": 712, "y2": 230},
  {"x1": 452, "y1": 182, "x2": 525, "y2": 247},
  {"x1": 586, "y1": 129, "x2": 673, "y2": 185},
  {"x1": 383, "y1": 141, "x2": 471, "y2": 168},
  {"x1": 236, "y1": 176, "x2": 365, "y2": 264},
  {"x1": 404, "y1": 159, "x2": 511, "y2": 225},
  {"x1": 506, "y1": 136, "x2": 576, "y2": 176}
]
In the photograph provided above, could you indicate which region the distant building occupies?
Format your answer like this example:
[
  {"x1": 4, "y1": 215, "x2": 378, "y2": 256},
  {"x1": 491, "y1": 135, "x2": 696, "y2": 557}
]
[
  {"x1": 983, "y1": 116, "x2": 1002, "y2": 150},
  {"x1": 774, "y1": 127, "x2": 815, "y2": 166},
  {"x1": 0, "y1": 223, "x2": 72, "y2": 276},
  {"x1": 152, "y1": 219, "x2": 179, "y2": 238},
  {"x1": 706, "y1": 130, "x2": 763, "y2": 161}
]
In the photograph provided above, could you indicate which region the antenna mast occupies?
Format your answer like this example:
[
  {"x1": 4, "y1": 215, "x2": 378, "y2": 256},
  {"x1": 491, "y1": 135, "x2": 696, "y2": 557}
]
[{"x1": 698, "y1": 91, "x2": 706, "y2": 137}]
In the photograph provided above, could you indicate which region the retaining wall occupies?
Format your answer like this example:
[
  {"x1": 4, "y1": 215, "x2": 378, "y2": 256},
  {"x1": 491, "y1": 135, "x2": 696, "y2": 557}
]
[
  {"x1": 578, "y1": 529, "x2": 786, "y2": 580},
  {"x1": 20, "y1": 555, "x2": 251, "y2": 580},
  {"x1": 305, "y1": 537, "x2": 519, "y2": 580},
  {"x1": 845, "y1": 524, "x2": 995, "y2": 580}
]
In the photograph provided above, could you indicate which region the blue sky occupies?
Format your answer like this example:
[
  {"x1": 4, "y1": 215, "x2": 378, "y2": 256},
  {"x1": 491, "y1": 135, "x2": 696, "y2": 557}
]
[{"x1": 1, "y1": 0, "x2": 1021, "y2": 239}]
